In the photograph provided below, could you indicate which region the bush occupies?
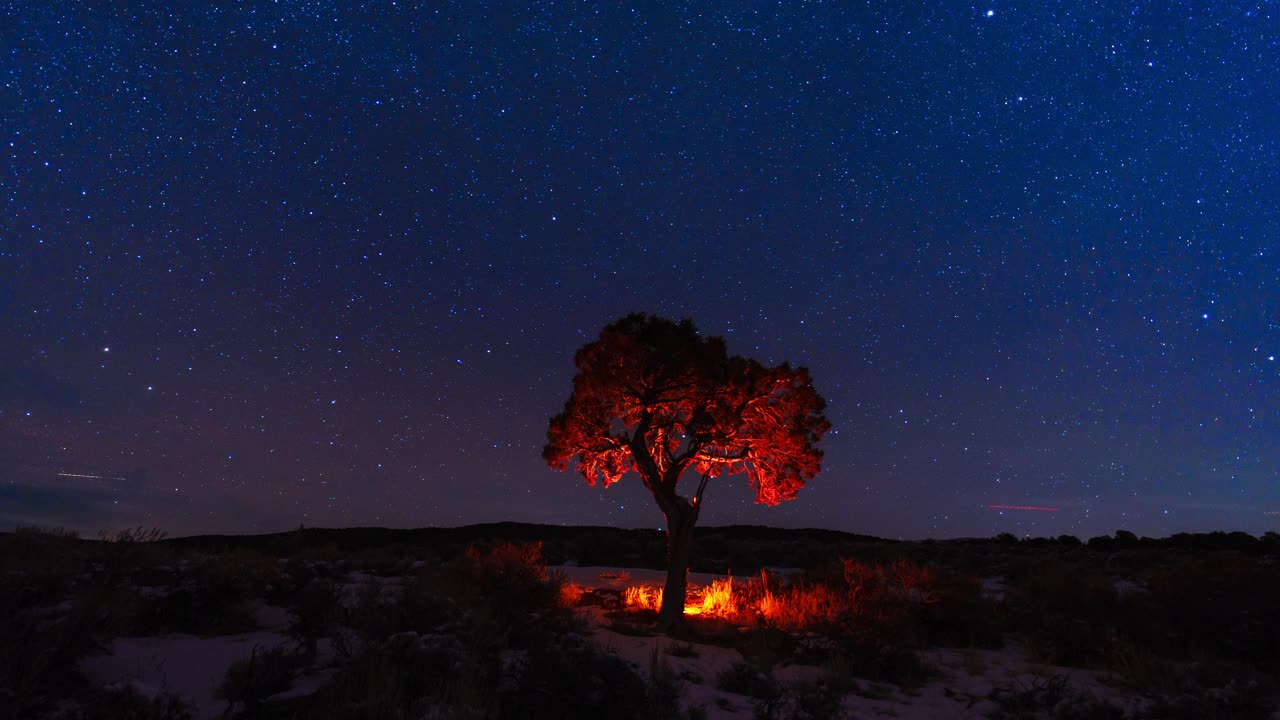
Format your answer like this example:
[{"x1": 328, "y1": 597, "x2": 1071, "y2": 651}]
[
  {"x1": 461, "y1": 541, "x2": 564, "y2": 636},
  {"x1": 69, "y1": 684, "x2": 195, "y2": 720},
  {"x1": 989, "y1": 675, "x2": 1124, "y2": 720},
  {"x1": 0, "y1": 588, "x2": 103, "y2": 719},
  {"x1": 1135, "y1": 553, "x2": 1280, "y2": 671},
  {"x1": 716, "y1": 662, "x2": 779, "y2": 700},
  {"x1": 289, "y1": 578, "x2": 342, "y2": 657},
  {"x1": 332, "y1": 573, "x2": 457, "y2": 660},
  {"x1": 754, "y1": 680, "x2": 847, "y2": 720},
  {"x1": 1004, "y1": 562, "x2": 1118, "y2": 666},
  {"x1": 218, "y1": 645, "x2": 306, "y2": 713},
  {"x1": 312, "y1": 630, "x2": 469, "y2": 718}
]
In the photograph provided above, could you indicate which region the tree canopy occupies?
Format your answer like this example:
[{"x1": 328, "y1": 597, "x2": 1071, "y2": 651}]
[{"x1": 544, "y1": 313, "x2": 830, "y2": 512}]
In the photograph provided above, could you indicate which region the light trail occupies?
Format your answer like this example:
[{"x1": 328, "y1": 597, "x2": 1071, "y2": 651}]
[
  {"x1": 56, "y1": 472, "x2": 126, "y2": 481},
  {"x1": 988, "y1": 504, "x2": 1059, "y2": 512}
]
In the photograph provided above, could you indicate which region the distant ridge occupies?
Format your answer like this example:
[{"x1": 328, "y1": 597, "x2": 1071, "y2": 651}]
[{"x1": 158, "y1": 522, "x2": 892, "y2": 552}]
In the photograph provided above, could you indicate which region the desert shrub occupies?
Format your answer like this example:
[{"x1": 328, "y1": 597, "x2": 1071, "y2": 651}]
[
  {"x1": 311, "y1": 630, "x2": 469, "y2": 719},
  {"x1": 754, "y1": 680, "x2": 847, "y2": 720},
  {"x1": 1102, "y1": 637, "x2": 1190, "y2": 696},
  {"x1": 219, "y1": 645, "x2": 306, "y2": 714},
  {"x1": 665, "y1": 640, "x2": 699, "y2": 658},
  {"x1": 461, "y1": 541, "x2": 564, "y2": 635},
  {"x1": 989, "y1": 675, "x2": 1124, "y2": 720},
  {"x1": 1133, "y1": 553, "x2": 1280, "y2": 671},
  {"x1": 838, "y1": 643, "x2": 932, "y2": 687},
  {"x1": 0, "y1": 582, "x2": 105, "y2": 720},
  {"x1": 305, "y1": 625, "x2": 682, "y2": 720},
  {"x1": 2, "y1": 526, "x2": 87, "y2": 577},
  {"x1": 333, "y1": 573, "x2": 457, "y2": 659},
  {"x1": 1004, "y1": 562, "x2": 1118, "y2": 666},
  {"x1": 753, "y1": 578, "x2": 846, "y2": 629},
  {"x1": 732, "y1": 624, "x2": 799, "y2": 669},
  {"x1": 1108, "y1": 650, "x2": 1278, "y2": 720},
  {"x1": 289, "y1": 577, "x2": 342, "y2": 657},
  {"x1": 556, "y1": 579, "x2": 587, "y2": 609},
  {"x1": 90, "y1": 527, "x2": 176, "y2": 581},
  {"x1": 920, "y1": 572, "x2": 1003, "y2": 649},
  {"x1": 1135, "y1": 684, "x2": 1277, "y2": 720},
  {"x1": 136, "y1": 548, "x2": 287, "y2": 635},
  {"x1": 68, "y1": 683, "x2": 195, "y2": 720},
  {"x1": 495, "y1": 630, "x2": 683, "y2": 720},
  {"x1": 645, "y1": 646, "x2": 685, "y2": 718},
  {"x1": 717, "y1": 662, "x2": 779, "y2": 700},
  {"x1": 464, "y1": 541, "x2": 548, "y2": 593}
]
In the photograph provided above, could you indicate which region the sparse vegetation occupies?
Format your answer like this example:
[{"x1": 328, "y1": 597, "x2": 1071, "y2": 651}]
[
  {"x1": 2, "y1": 525, "x2": 1278, "y2": 719},
  {"x1": 218, "y1": 645, "x2": 307, "y2": 714},
  {"x1": 989, "y1": 675, "x2": 1124, "y2": 720}
]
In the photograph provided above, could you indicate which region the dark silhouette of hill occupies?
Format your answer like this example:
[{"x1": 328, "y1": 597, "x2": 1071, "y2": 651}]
[
  {"x1": 158, "y1": 522, "x2": 887, "y2": 554},
  {"x1": 134, "y1": 524, "x2": 1279, "y2": 576}
]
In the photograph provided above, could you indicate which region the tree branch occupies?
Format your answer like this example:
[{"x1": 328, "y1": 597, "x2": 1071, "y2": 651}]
[
  {"x1": 692, "y1": 473, "x2": 712, "y2": 508},
  {"x1": 693, "y1": 448, "x2": 750, "y2": 465}
]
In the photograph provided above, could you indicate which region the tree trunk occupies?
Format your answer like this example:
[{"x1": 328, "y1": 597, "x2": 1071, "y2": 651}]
[{"x1": 658, "y1": 499, "x2": 698, "y2": 631}]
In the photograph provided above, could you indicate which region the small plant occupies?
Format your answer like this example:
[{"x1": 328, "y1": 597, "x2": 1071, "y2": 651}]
[
  {"x1": 218, "y1": 645, "x2": 305, "y2": 714},
  {"x1": 755, "y1": 680, "x2": 848, "y2": 720},
  {"x1": 989, "y1": 675, "x2": 1124, "y2": 720},
  {"x1": 557, "y1": 578, "x2": 588, "y2": 608},
  {"x1": 665, "y1": 640, "x2": 699, "y2": 658},
  {"x1": 71, "y1": 684, "x2": 195, "y2": 720},
  {"x1": 647, "y1": 645, "x2": 685, "y2": 716},
  {"x1": 464, "y1": 540, "x2": 549, "y2": 588},
  {"x1": 716, "y1": 662, "x2": 779, "y2": 700},
  {"x1": 288, "y1": 577, "x2": 341, "y2": 658}
]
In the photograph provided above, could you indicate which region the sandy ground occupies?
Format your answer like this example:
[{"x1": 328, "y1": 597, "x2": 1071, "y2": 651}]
[{"x1": 80, "y1": 628, "x2": 291, "y2": 719}]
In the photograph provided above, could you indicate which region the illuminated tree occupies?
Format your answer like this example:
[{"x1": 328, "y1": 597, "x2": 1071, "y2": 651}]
[{"x1": 544, "y1": 314, "x2": 830, "y2": 629}]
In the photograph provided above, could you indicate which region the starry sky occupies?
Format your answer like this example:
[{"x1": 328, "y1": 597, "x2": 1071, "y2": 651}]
[{"x1": 3, "y1": 2, "x2": 1278, "y2": 540}]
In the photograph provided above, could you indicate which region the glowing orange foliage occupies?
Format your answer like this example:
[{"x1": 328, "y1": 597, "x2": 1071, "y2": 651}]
[
  {"x1": 623, "y1": 577, "x2": 738, "y2": 617},
  {"x1": 685, "y1": 578, "x2": 737, "y2": 616},
  {"x1": 543, "y1": 314, "x2": 829, "y2": 505},
  {"x1": 620, "y1": 560, "x2": 942, "y2": 626},
  {"x1": 558, "y1": 581, "x2": 587, "y2": 609},
  {"x1": 624, "y1": 583, "x2": 664, "y2": 611}
]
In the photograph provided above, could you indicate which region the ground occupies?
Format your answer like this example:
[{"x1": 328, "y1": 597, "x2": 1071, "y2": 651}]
[{"x1": 78, "y1": 564, "x2": 1149, "y2": 720}]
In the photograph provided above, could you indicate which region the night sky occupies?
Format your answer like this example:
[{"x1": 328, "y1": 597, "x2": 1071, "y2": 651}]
[{"x1": 3, "y1": 3, "x2": 1277, "y2": 540}]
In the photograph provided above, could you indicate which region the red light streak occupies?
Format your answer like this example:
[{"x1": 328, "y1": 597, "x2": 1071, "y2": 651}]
[{"x1": 988, "y1": 504, "x2": 1059, "y2": 512}]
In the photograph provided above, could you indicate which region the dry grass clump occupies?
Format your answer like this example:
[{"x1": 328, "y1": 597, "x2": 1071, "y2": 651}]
[
  {"x1": 625, "y1": 583, "x2": 664, "y2": 612},
  {"x1": 622, "y1": 558, "x2": 975, "y2": 641},
  {"x1": 557, "y1": 580, "x2": 588, "y2": 609}
]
